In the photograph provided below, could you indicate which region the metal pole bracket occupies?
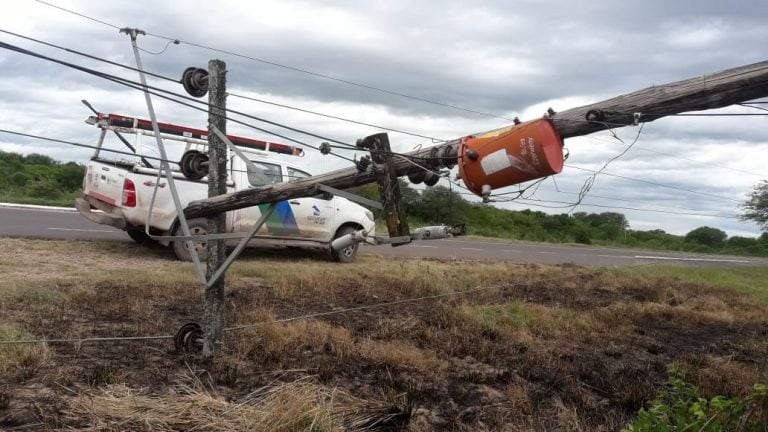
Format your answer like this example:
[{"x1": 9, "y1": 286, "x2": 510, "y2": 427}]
[{"x1": 357, "y1": 132, "x2": 411, "y2": 246}]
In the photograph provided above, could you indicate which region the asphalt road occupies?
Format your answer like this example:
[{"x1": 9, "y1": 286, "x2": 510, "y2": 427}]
[{"x1": 1, "y1": 204, "x2": 766, "y2": 268}]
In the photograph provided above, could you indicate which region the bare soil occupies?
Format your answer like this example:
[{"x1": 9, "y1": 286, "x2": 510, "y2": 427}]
[{"x1": 1, "y1": 241, "x2": 767, "y2": 431}]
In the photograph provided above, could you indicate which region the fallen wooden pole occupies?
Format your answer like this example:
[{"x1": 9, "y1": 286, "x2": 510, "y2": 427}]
[{"x1": 184, "y1": 60, "x2": 768, "y2": 219}]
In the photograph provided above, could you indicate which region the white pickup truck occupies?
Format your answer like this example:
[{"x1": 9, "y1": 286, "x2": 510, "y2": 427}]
[{"x1": 75, "y1": 113, "x2": 375, "y2": 262}]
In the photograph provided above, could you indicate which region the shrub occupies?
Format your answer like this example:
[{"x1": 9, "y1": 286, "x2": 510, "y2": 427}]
[
  {"x1": 685, "y1": 226, "x2": 727, "y2": 247},
  {"x1": 624, "y1": 366, "x2": 768, "y2": 431}
]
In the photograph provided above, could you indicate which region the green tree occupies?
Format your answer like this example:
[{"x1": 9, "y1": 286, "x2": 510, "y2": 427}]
[
  {"x1": 410, "y1": 185, "x2": 468, "y2": 225},
  {"x1": 685, "y1": 226, "x2": 727, "y2": 247},
  {"x1": 23, "y1": 153, "x2": 57, "y2": 166},
  {"x1": 741, "y1": 180, "x2": 768, "y2": 232}
]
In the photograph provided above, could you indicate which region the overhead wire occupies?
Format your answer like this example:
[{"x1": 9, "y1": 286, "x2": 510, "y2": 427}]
[
  {"x1": 31, "y1": 0, "x2": 517, "y2": 122},
  {"x1": 7, "y1": 245, "x2": 766, "y2": 346},
  {"x1": 568, "y1": 123, "x2": 646, "y2": 213},
  {"x1": 565, "y1": 164, "x2": 742, "y2": 203},
  {"x1": 228, "y1": 92, "x2": 449, "y2": 142},
  {"x1": 0, "y1": 28, "x2": 180, "y2": 84},
  {"x1": 0, "y1": 264, "x2": 645, "y2": 345},
  {"x1": 577, "y1": 132, "x2": 765, "y2": 178},
  {"x1": 1, "y1": 28, "x2": 452, "y2": 147},
  {"x1": 0, "y1": 39, "x2": 359, "y2": 164},
  {"x1": 32, "y1": 0, "x2": 120, "y2": 30},
  {"x1": 8, "y1": 9, "x2": 765, "y2": 227},
  {"x1": 418, "y1": 182, "x2": 743, "y2": 219},
  {"x1": 538, "y1": 186, "x2": 740, "y2": 217},
  {"x1": 0, "y1": 129, "x2": 311, "y2": 181},
  {"x1": 0, "y1": 39, "x2": 752, "y2": 223},
  {"x1": 506, "y1": 197, "x2": 742, "y2": 219},
  {"x1": 0, "y1": 31, "x2": 462, "y2": 169}
]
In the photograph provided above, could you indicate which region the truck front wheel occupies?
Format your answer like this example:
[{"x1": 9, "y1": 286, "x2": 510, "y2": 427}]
[
  {"x1": 329, "y1": 225, "x2": 360, "y2": 263},
  {"x1": 172, "y1": 218, "x2": 209, "y2": 261}
]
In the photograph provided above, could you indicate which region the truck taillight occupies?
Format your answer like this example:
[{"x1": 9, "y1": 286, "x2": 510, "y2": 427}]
[{"x1": 122, "y1": 179, "x2": 136, "y2": 207}]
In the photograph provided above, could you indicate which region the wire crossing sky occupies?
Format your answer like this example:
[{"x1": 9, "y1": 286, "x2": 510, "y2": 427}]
[{"x1": 1, "y1": 0, "x2": 767, "y2": 237}]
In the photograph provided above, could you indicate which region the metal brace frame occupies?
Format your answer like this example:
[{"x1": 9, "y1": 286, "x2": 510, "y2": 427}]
[{"x1": 123, "y1": 28, "x2": 277, "y2": 288}]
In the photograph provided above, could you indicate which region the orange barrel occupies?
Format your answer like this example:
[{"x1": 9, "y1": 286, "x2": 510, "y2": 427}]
[{"x1": 458, "y1": 118, "x2": 564, "y2": 195}]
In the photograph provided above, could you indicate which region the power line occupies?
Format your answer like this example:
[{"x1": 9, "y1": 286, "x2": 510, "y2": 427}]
[
  {"x1": 228, "y1": 92, "x2": 447, "y2": 142},
  {"x1": 3, "y1": 28, "x2": 445, "y2": 149},
  {"x1": 0, "y1": 39, "x2": 359, "y2": 164},
  {"x1": 568, "y1": 123, "x2": 646, "y2": 213},
  {"x1": 539, "y1": 186, "x2": 739, "y2": 217},
  {"x1": 421, "y1": 183, "x2": 742, "y2": 219},
  {"x1": 32, "y1": 0, "x2": 517, "y2": 122},
  {"x1": 0, "y1": 266, "x2": 639, "y2": 345},
  {"x1": 0, "y1": 36, "x2": 452, "y2": 168},
  {"x1": 223, "y1": 267, "x2": 634, "y2": 332},
  {"x1": 579, "y1": 134, "x2": 765, "y2": 178},
  {"x1": 0, "y1": 129, "x2": 324, "y2": 182},
  {"x1": 508, "y1": 197, "x2": 741, "y2": 219},
  {"x1": 0, "y1": 28, "x2": 179, "y2": 84},
  {"x1": 33, "y1": 0, "x2": 120, "y2": 30},
  {"x1": 565, "y1": 164, "x2": 741, "y2": 203},
  {"x1": 0, "y1": 129, "x2": 168, "y2": 162},
  {"x1": 652, "y1": 113, "x2": 768, "y2": 117}
]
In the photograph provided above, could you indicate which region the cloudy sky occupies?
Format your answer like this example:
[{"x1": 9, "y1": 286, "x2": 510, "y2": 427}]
[{"x1": 1, "y1": 0, "x2": 767, "y2": 237}]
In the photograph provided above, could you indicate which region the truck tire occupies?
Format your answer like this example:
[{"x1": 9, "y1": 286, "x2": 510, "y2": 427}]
[
  {"x1": 127, "y1": 229, "x2": 158, "y2": 246},
  {"x1": 329, "y1": 225, "x2": 360, "y2": 263},
  {"x1": 172, "y1": 218, "x2": 209, "y2": 261}
]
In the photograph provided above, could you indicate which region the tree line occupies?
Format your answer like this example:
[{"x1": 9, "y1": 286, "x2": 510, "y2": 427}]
[
  {"x1": 349, "y1": 181, "x2": 768, "y2": 257},
  {"x1": 0, "y1": 150, "x2": 85, "y2": 206},
  {"x1": 2, "y1": 150, "x2": 766, "y2": 256}
]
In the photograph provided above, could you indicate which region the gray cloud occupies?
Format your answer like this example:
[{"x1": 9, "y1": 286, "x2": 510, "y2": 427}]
[{"x1": 1, "y1": 0, "x2": 766, "y2": 237}]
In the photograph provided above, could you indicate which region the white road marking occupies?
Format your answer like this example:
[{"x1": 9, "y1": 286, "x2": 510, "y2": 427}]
[
  {"x1": 411, "y1": 245, "x2": 438, "y2": 248},
  {"x1": 538, "y1": 251, "x2": 555, "y2": 254},
  {"x1": 47, "y1": 227, "x2": 116, "y2": 233},
  {"x1": 597, "y1": 254, "x2": 634, "y2": 259},
  {"x1": 1, "y1": 203, "x2": 77, "y2": 213},
  {"x1": 503, "y1": 249, "x2": 521, "y2": 253},
  {"x1": 460, "y1": 247, "x2": 483, "y2": 251},
  {"x1": 635, "y1": 255, "x2": 751, "y2": 264}
]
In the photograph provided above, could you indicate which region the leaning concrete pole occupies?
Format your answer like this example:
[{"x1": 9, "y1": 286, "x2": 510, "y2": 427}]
[{"x1": 203, "y1": 59, "x2": 227, "y2": 359}]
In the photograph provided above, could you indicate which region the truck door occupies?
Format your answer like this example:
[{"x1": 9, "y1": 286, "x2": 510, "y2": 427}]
[
  {"x1": 233, "y1": 159, "x2": 288, "y2": 237},
  {"x1": 284, "y1": 167, "x2": 335, "y2": 241},
  {"x1": 233, "y1": 160, "x2": 334, "y2": 240}
]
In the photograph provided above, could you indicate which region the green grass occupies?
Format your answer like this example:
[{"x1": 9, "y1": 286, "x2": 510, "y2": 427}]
[
  {"x1": 0, "y1": 192, "x2": 78, "y2": 207},
  {"x1": 476, "y1": 303, "x2": 527, "y2": 330},
  {"x1": 618, "y1": 265, "x2": 768, "y2": 303}
]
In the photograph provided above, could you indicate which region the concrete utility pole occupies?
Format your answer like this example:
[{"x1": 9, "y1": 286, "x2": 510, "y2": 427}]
[
  {"x1": 184, "y1": 59, "x2": 768, "y2": 219},
  {"x1": 203, "y1": 59, "x2": 227, "y2": 358}
]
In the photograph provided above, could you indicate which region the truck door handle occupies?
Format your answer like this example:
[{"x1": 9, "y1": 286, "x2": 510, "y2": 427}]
[{"x1": 289, "y1": 201, "x2": 300, "y2": 205}]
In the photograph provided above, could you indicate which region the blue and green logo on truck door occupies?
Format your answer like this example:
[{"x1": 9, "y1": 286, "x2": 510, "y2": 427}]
[{"x1": 258, "y1": 201, "x2": 300, "y2": 236}]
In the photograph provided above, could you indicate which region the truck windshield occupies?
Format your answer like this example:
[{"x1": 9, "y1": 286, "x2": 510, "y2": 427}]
[{"x1": 247, "y1": 161, "x2": 283, "y2": 186}]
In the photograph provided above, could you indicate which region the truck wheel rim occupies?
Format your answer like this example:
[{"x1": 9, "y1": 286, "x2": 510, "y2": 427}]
[{"x1": 189, "y1": 226, "x2": 207, "y2": 251}]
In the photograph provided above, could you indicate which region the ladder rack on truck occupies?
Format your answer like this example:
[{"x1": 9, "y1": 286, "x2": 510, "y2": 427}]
[{"x1": 86, "y1": 112, "x2": 305, "y2": 169}]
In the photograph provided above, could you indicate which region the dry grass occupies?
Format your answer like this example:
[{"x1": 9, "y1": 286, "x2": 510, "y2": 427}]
[
  {"x1": 60, "y1": 378, "x2": 372, "y2": 431},
  {"x1": 0, "y1": 326, "x2": 51, "y2": 381},
  {"x1": 0, "y1": 238, "x2": 767, "y2": 431}
]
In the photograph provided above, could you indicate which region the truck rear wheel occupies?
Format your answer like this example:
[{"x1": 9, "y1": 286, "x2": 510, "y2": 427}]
[
  {"x1": 172, "y1": 218, "x2": 209, "y2": 261},
  {"x1": 329, "y1": 225, "x2": 360, "y2": 263}
]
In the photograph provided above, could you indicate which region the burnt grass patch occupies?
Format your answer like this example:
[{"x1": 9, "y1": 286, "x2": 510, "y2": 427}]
[{"x1": 1, "y1": 250, "x2": 767, "y2": 431}]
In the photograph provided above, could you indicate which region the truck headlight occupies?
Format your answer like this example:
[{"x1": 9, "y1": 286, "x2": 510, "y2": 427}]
[{"x1": 364, "y1": 210, "x2": 374, "y2": 222}]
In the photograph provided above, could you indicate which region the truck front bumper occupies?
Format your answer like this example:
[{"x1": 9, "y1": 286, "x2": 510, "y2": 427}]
[{"x1": 75, "y1": 196, "x2": 126, "y2": 230}]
